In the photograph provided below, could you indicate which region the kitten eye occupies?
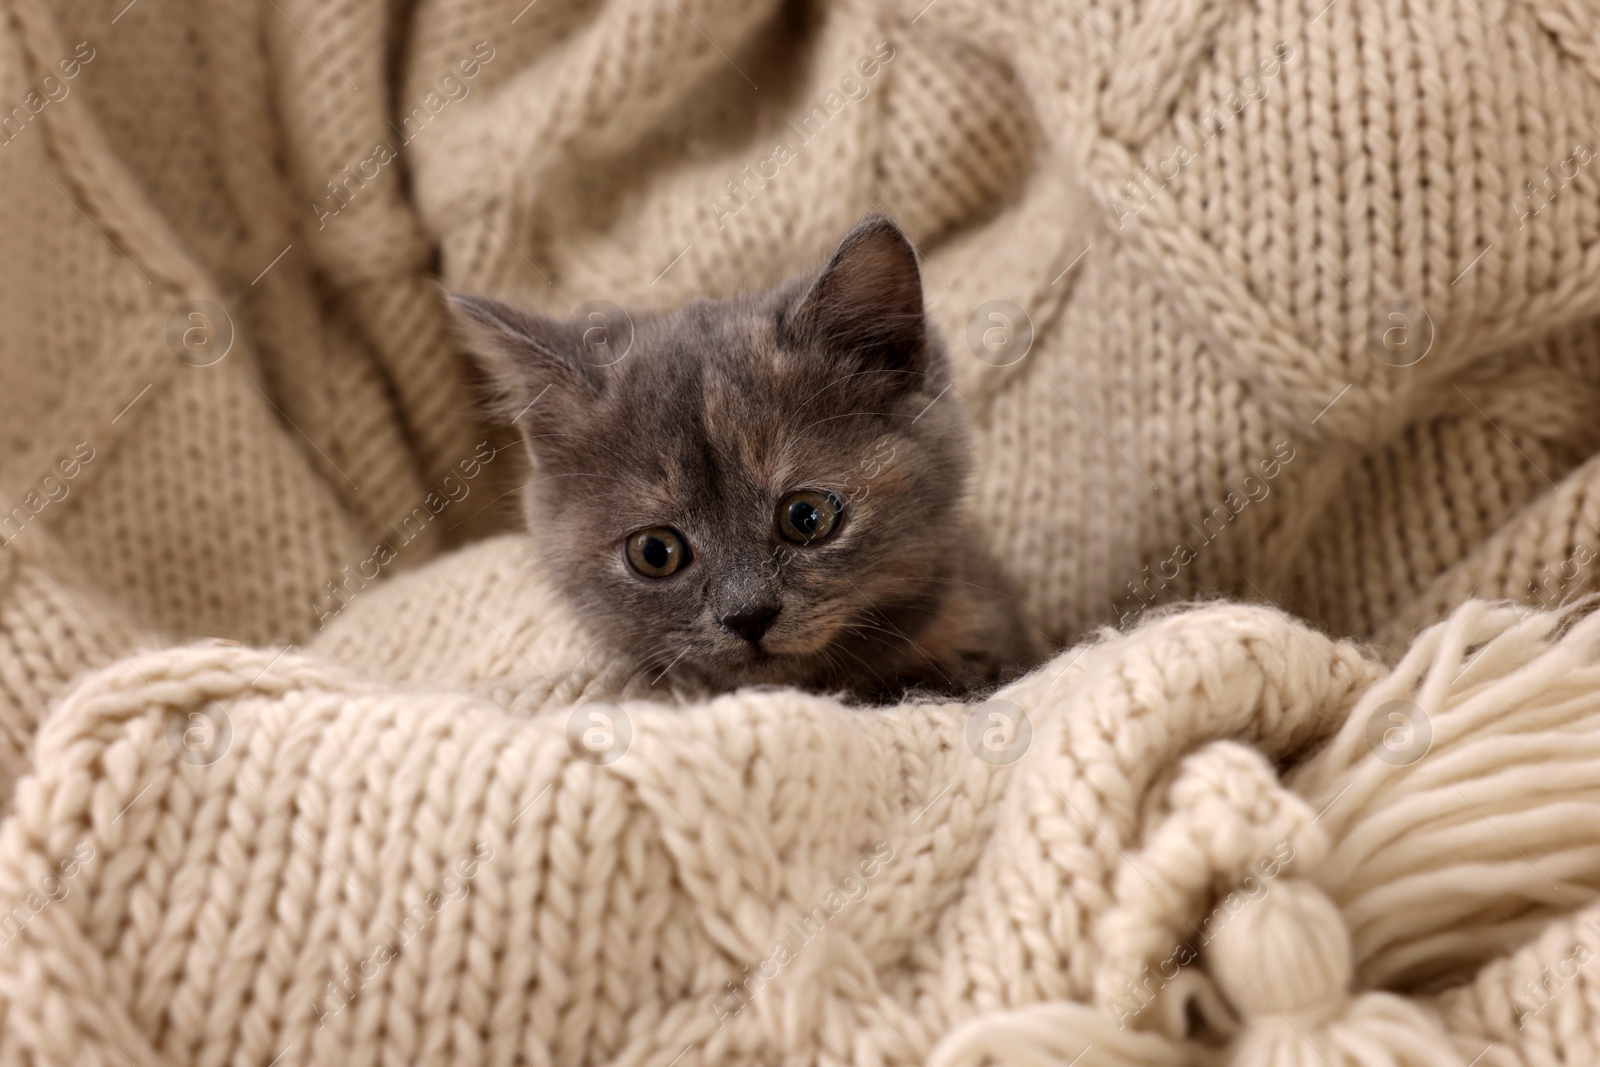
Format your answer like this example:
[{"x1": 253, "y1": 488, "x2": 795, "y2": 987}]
[
  {"x1": 777, "y1": 490, "x2": 843, "y2": 545},
  {"x1": 626, "y1": 527, "x2": 691, "y2": 578}
]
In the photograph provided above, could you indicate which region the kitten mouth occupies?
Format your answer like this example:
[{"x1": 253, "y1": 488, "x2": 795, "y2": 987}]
[
  {"x1": 716, "y1": 619, "x2": 845, "y2": 665},
  {"x1": 732, "y1": 635, "x2": 810, "y2": 664}
]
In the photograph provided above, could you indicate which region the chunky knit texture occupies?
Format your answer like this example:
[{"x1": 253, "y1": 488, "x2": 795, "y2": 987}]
[
  {"x1": 12, "y1": 550, "x2": 1600, "y2": 1066},
  {"x1": 3, "y1": 0, "x2": 1600, "y2": 1062}
]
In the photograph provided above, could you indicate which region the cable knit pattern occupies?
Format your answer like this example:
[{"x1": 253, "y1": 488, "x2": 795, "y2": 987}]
[
  {"x1": 4, "y1": 0, "x2": 1600, "y2": 731},
  {"x1": 1, "y1": 0, "x2": 1600, "y2": 1062},
  {"x1": 6, "y1": 541, "x2": 1600, "y2": 1065}
]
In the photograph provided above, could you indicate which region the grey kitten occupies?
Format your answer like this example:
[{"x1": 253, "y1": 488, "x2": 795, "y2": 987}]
[{"x1": 449, "y1": 215, "x2": 1043, "y2": 702}]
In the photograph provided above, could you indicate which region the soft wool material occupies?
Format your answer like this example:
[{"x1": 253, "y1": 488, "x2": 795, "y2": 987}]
[
  {"x1": 1, "y1": 0, "x2": 1599, "y2": 1062},
  {"x1": 9, "y1": 549, "x2": 1600, "y2": 1066}
]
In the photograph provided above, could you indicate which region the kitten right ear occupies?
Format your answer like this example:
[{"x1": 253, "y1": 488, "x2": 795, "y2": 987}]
[
  {"x1": 446, "y1": 292, "x2": 600, "y2": 424},
  {"x1": 783, "y1": 214, "x2": 928, "y2": 378}
]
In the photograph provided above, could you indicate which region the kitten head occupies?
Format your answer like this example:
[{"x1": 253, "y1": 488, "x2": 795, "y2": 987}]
[{"x1": 449, "y1": 215, "x2": 973, "y2": 693}]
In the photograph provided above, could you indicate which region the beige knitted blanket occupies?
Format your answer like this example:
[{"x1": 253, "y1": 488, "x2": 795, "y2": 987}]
[{"x1": 3, "y1": 0, "x2": 1600, "y2": 1062}]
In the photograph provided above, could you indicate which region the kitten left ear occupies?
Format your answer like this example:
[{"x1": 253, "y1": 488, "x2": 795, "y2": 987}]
[
  {"x1": 445, "y1": 291, "x2": 600, "y2": 424},
  {"x1": 784, "y1": 214, "x2": 928, "y2": 377}
]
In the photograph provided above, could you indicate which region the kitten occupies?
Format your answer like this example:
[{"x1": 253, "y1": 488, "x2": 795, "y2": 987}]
[{"x1": 449, "y1": 215, "x2": 1043, "y2": 702}]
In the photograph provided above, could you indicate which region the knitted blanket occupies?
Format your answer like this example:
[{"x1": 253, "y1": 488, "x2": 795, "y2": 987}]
[
  {"x1": 9, "y1": 545, "x2": 1600, "y2": 1067},
  {"x1": 2, "y1": 0, "x2": 1600, "y2": 1062}
]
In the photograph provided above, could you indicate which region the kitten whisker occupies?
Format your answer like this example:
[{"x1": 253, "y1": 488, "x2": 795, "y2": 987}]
[
  {"x1": 650, "y1": 647, "x2": 691, "y2": 685},
  {"x1": 517, "y1": 431, "x2": 630, "y2": 463},
  {"x1": 444, "y1": 482, "x2": 531, "y2": 532},
  {"x1": 871, "y1": 575, "x2": 1020, "y2": 600},
  {"x1": 620, "y1": 639, "x2": 688, "y2": 689},
  {"x1": 842, "y1": 581, "x2": 952, "y2": 684},
  {"x1": 527, "y1": 471, "x2": 627, "y2": 485},
  {"x1": 829, "y1": 640, "x2": 889, "y2": 688},
  {"x1": 798, "y1": 313, "x2": 928, "y2": 352},
  {"x1": 843, "y1": 620, "x2": 923, "y2": 653},
  {"x1": 549, "y1": 489, "x2": 631, "y2": 523},
  {"x1": 793, "y1": 368, "x2": 931, "y2": 412},
  {"x1": 789, "y1": 409, "x2": 922, "y2": 441}
]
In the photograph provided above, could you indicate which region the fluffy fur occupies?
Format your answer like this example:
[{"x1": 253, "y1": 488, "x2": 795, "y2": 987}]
[{"x1": 450, "y1": 215, "x2": 1043, "y2": 701}]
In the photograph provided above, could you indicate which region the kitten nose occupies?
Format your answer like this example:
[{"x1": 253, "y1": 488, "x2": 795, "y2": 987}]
[{"x1": 721, "y1": 603, "x2": 781, "y2": 643}]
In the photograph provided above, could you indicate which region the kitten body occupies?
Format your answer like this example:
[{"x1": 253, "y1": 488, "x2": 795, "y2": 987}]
[{"x1": 451, "y1": 216, "x2": 1042, "y2": 702}]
